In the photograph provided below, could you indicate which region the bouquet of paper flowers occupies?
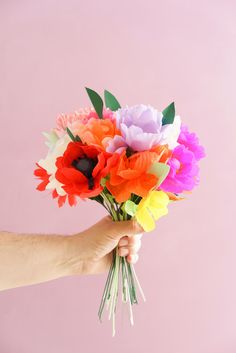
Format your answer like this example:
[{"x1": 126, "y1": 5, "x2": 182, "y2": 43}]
[{"x1": 34, "y1": 87, "x2": 205, "y2": 335}]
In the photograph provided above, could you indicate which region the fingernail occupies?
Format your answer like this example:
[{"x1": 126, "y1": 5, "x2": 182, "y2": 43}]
[
  {"x1": 119, "y1": 248, "x2": 129, "y2": 257},
  {"x1": 119, "y1": 238, "x2": 129, "y2": 246}
]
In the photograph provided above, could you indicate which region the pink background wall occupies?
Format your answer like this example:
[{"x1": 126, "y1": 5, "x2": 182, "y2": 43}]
[{"x1": 0, "y1": 1, "x2": 236, "y2": 352}]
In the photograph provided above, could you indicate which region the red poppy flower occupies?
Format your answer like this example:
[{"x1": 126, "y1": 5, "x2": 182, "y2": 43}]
[{"x1": 55, "y1": 141, "x2": 119, "y2": 198}]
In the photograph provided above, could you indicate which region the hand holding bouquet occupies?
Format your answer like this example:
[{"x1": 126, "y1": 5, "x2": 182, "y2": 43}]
[{"x1": 34, "y1": 88, "x2": 205, "y2": 335}]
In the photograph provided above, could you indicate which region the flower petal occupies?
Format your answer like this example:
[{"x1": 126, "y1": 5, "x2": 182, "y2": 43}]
[{"x1": 135, "y1": 207, "x2": 156, "y2": 232}]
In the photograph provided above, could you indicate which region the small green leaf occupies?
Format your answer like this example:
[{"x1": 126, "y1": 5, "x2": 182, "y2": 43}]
[
  {"x1": 104, "y1": 90, "x2": 121, "y2": 111},
  {"x1": 162, "y1": 102, "x2": 175, "y2": 125},
  {"x1": 66, "y1": 127, "x2": 76, "y2": 141},
  {"x1": 124, "y1": 200, "x2": 138, "y2": 217},
  {"x1": 148, "y1": 162, "x2": 170, "y2": 187},
  {"x1": 85, "y1": 87, "x2": 103, "y2": 118},
  {"x1": 75, "y1": 135, "x2": 82, "y2": 142}
]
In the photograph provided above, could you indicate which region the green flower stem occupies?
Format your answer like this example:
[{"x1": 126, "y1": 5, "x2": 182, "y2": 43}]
[
  {"x1": 121, "y1": 257, "x2": 127, "y2": 302},
  {"x1": 97, "y1": 191, "x2": 145, "y2": 334},
  {"x1": 98, "y1": 252, "x2": 115, "y2": 320},
  {"x1": 127, "y1": 262, "x2": 138, "y2": 304},
  {"x1": 130, "y1": 264, "x2": 146, "y2": 302}
]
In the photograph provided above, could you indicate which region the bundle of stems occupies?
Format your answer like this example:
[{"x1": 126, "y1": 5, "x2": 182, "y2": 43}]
[{"x1": 93, "y1": 189, "x2": 146, "y2": 336}]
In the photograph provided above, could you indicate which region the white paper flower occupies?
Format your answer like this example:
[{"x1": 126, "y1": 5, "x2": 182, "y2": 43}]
[{"x1": 38, "y1": 134, "x2": 71, "y2": 196}]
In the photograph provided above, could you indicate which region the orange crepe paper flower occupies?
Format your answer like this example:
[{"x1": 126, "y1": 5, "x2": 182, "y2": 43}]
[
  {"x1": 106, "y1": 145, "x2": 171, "y2": 203},
  {"x1": 78, "y1": 118, "x2": 121, "y2": 150}
]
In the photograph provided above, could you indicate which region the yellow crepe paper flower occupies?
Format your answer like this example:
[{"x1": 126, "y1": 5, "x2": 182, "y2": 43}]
[{"x1": 135, "y1": 191, "x2": 169, "y2": 232}]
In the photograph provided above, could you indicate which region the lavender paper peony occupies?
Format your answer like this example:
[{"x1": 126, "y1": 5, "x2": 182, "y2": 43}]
[{"x1": 106, "y1": 104, "x2": 181, "y2": 153}]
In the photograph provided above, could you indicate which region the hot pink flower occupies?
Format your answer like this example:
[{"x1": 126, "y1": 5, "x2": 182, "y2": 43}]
[
  {"x1": 178, "y1": 125, "x2": 205, "y2": 161},
  {"x1": 160, "y1": 145, "x2": 200, "y2": 193}
]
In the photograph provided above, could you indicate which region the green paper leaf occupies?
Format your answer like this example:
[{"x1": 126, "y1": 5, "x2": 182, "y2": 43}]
[
  {"x1": 104, "y1": 90, "x2": 121, "y2": 111},
  {"x1": 66, "y1": 127, "x2": 76, "y2": 141},
  {"x1": 85, "y1": 87, "x2": 104, "y2": 119},
  {"x1": 148, "y1": 162, "x2": 170, "y2": 187},
  {"x1": 162, "y1": 102, "x2": 175, "y2": 125},
  {"x1": 75, "y1": 135, "x2": 82, "y2": 142},
  {"x1": 124, "y1": 200, "x2": 138, "y2": 217}
]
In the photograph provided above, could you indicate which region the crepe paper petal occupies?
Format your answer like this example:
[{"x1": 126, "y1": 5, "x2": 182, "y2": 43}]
[
  {"x1": 160, "y1": 145, "x2": 200, "y2": 193},
  {"x1": 148, "y1": 162, "x2": 170, "y2": 188},
  {"x1": 136, "y1": 206, "x2": 156, "y2": 232},
  {"x1": 135, "y1": 191, "x2": 169, "y2": 232},
  {"x1": 58, "y1": 195, "x2": 67, "y2": 207},
  {"x1": 177, "y1": 124, "x2": 206, "y2": 161},
  {"x1": 162, "y1": 102, "x2": 175, "y2": 125},
  {"x1": 166, "y1": 192, "x2": 184, "y2": 201},
  {"x1": 42, "y1": 130, "x2": 59, "y2": 148},
  {"x1": 124, "y1": 200, "x2": 138, "y2": 217},
  {"x1": 68, "y1": 194, "x2": 77, "y2": 207},
  {"x1": 104, "y1": 90, "x2": 121, "y2": 111},
  {"x1": 160, "y1": 115, "x2": 181, "y2": 149},
  {"x1": 52, "y1": 189, "x2": 58, "y2": 199},
  {"x1": 85, "y1": 87, "x2": 104, "y2": 119}
]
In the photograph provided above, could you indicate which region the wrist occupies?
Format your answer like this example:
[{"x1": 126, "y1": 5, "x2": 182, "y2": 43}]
[{"x1": 60, "y1": 233, "x2": 87, "y2": 276}]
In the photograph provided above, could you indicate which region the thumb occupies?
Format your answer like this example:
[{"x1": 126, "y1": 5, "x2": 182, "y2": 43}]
[{"x1": 108, "y1": 218, "x2": 144, "y2": 240}]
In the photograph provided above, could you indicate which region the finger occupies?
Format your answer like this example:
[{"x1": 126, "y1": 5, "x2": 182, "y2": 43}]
[
  {"x1": 118, "y1": 233, "x2": 142, "y2": 247},
  {"x1": 112, "y1": 219, "x2": 143, "y2": 239},
  {"x1": 127, "y1": 233, "x2": 143, "y2": 245},
  {"x1": 118, "y1": 236, "x2": 129, "y2": 247},
  {"x1": 118, "y1": 240, "x2": 141, "y2": 256},
  {"x1": 127, "y1": 254, "x2": 139, "y2": 264},
  {"x1": 118, "y1": 247, "x2": 129, "y2": 257}
]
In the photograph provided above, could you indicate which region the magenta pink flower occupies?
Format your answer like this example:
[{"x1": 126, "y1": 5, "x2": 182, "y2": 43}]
[
  {"x1": 160, "y1": 145, "x2": 200, "y2": 193},
  {"x1": 178, "y1": 125, "x2": 205, "y2": 161}
]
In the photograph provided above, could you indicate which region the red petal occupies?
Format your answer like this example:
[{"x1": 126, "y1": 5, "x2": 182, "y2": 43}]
[
  {"x1": 68, "y1": 194, "x2": 77, "y2": 207},
  {"x1": 52, "y1": 189, "x2": 58, "y2": 199},
  {"x1": 81, "y1": 144, "x2": 101, "y2": 158},
  {"x1": 58, "y1": 195, "x2": 67, "y2": 207},
  {"x1": 92, "y1": 153, "x2": 105, "y2": 178},
  {"x1": 36, "y1": 180, "x2": 48, "y2": 191},
  {"x1": 56, "y1": 167, "x2": 87, "y2": 184}
]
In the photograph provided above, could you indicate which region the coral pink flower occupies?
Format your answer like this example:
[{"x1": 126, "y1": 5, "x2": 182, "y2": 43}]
[{"x1": 55, "y1": 108, "x2": 115, "y2": 137}]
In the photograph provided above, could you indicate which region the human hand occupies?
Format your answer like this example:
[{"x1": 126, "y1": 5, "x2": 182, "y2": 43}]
[{"x1": 66, "y1": 216, "x2": 144, "y2": 275}]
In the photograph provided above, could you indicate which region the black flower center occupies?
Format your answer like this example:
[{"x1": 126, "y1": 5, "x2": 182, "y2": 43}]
[{"x1": 72, "y1": 156, "x2": 98, "y2": 190}]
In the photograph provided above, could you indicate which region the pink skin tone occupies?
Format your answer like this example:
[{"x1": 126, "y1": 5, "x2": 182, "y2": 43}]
[
  {"x1": 118, "y1": 233, "x2": 142, "y2": 264},
  {"x1": 0, "y1": 216, "x2": 143, "y2": 291}
]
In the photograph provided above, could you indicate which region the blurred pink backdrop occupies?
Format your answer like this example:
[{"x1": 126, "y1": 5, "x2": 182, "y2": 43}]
[{"x1": 0, "y1": 1, "x2": 236, "y2": 353}]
